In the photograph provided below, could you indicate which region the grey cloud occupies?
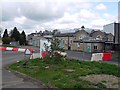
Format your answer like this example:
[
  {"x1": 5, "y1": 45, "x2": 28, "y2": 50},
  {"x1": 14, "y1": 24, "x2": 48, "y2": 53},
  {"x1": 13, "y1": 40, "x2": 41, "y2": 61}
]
[
  {"x1": 2, "y1": 2, "x2": 21, "y2": 21},
  {"x1": 19, "y1": 2, "x2": 65, "y2": 21},
  {"x1": 2, "y1": 1, "x2": 65, "y2": 22}
]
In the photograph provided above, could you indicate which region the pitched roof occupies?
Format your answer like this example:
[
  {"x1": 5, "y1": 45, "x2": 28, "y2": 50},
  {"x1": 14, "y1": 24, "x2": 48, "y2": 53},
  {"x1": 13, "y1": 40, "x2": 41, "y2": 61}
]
[{"x1": 54, "y1": 32, "x2": 75, "y2": 37}]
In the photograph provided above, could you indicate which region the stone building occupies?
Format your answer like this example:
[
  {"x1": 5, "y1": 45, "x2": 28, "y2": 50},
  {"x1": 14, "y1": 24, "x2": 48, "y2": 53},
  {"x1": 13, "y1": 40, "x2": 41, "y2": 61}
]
[
  {"x1": 27, "y1": 30, "x2": 52, "y2": 47},
  {"x1": 55, "y1": 28, "x2": 114, "y2": 53}
]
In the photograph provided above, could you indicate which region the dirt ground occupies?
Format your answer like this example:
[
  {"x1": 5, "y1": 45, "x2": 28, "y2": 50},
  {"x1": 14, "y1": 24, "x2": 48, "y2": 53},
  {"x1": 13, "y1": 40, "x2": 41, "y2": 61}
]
[{"x1": 79, "y1": 74, "x2": 120, "y2": 88}]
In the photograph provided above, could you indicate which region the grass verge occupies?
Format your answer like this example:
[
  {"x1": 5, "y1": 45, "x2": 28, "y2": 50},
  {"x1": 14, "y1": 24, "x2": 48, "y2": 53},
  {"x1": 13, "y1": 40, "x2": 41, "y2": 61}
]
[
  {"x1": 9, "y1": 57, "x2": 120, "y2": 89},
  {"x1": 112, "y1": 57, "x2": 120, "y2": 61}
]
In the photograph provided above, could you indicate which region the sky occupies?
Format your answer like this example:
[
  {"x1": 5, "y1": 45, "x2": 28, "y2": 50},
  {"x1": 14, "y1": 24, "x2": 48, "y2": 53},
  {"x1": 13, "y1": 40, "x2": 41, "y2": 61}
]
[{"x1": 1, "y1": 0, "x2": 120, "y2": 35}]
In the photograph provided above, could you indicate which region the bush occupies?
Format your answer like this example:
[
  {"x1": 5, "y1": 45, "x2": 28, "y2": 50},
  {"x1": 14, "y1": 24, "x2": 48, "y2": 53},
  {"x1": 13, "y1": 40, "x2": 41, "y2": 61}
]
[
  {"x1": 2, "y1": 37, "x2": 11, "y2": 44},
  {"x1": 43, "y1": 51, "x2": 64, "y2": 64}
]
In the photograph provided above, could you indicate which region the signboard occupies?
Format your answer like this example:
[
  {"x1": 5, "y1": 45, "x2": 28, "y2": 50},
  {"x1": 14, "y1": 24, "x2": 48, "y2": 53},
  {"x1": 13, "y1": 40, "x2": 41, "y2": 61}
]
[{"x1": 24, "y1": 49, "x2": 32, "y2": 55}]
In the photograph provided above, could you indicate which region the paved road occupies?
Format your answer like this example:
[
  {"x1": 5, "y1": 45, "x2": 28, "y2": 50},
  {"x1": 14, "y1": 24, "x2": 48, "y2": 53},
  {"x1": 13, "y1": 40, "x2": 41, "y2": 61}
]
[
  {"x1": 2, "y1": 51, "x2": 45, "y2": 89},
  {"x1": 66, "y1": 50, "x2": 120, "y2": 66}
]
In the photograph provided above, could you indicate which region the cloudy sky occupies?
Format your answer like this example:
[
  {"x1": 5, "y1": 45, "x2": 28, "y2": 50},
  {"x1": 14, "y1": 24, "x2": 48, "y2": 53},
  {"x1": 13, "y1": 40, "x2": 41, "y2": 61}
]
[{"x1": 1, "y1": 0, "x2": 119, "y2": 35}]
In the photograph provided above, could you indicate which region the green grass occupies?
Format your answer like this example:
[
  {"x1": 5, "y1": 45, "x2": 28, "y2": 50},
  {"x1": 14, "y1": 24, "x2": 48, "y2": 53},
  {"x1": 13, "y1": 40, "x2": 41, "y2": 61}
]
[
  {"x1": 9, "y1": 57, "x2": 120, "y2": 89},
  {"x1": 95, "y1": 82, "x2": 107, "y2": 89},
  {"x1": 112, "y1": 57, "x2": 120, "y2": 61}
]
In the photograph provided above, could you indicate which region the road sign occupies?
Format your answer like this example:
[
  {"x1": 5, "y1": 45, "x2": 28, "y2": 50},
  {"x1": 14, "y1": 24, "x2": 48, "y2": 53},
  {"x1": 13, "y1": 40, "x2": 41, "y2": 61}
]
[{"x1": 24, "y1": 49, "x2": 32, "y2": 55}]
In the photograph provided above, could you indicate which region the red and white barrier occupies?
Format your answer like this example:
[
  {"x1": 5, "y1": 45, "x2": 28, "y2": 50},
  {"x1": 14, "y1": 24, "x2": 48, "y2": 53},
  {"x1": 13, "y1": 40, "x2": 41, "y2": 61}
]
[
  {"x1": 91, "y1": 52, "x2": 112, "y2": 61},
  {"x1": 0, "y1": 47, "x2": 6, "y2": 51},
  {"x1": 0, "y1": 47, "x2": 34, "y2": 53}
]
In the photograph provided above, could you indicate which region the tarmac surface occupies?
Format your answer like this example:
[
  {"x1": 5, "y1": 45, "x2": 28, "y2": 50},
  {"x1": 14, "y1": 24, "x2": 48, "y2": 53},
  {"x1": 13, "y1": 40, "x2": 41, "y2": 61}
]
[
  {"x1": 2, "y1": 51, "x2": 45, "y2": 89},
  {"x1": 66, "y1": 50, "x2": 120, "y2": 66}
]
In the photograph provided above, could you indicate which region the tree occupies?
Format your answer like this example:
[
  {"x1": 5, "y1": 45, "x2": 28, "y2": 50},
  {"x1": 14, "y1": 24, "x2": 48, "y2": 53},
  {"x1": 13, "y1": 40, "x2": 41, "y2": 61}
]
[
  {"x1": 3, "y1": 29, "x2": 9, "y2": 38},
  {"x1": 19, "y1": 31, "x2": 26, "y2": 45},
  {"x1": 2, "y1": 29, "x2": 11, "y2": 44},
  {"x1": 11, "y1": 27, "x2": 20, "y2": 41}
]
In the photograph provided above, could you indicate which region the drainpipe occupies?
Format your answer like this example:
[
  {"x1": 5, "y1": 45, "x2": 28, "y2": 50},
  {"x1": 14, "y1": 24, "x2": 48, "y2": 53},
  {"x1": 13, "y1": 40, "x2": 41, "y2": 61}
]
[
  {"x1": 83, "y1": 40, "x2": 84, "y2": 60},
  {"x1": 68, "y1": 36, "x2": 69, "y2": 50}
]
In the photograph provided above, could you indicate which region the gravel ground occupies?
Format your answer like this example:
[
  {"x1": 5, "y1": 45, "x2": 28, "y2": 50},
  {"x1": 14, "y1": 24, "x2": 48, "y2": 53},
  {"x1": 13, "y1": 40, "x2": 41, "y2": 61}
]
[{"x1": 79, "y1": 74, "x2": 120, "y2": 88}]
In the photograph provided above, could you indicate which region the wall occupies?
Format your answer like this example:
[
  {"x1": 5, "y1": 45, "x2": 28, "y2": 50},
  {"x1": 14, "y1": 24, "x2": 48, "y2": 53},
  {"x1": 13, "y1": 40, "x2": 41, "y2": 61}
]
[
  {"x1": 74, "y1": 30, "x2": 89, "y2": 41},
  {"x1": 91, "y1": 31, "x2": 106, "y2": 40},
  {"x1": 56, "y1": 36, "x2": 75, "y2": 50},
  {"x1": 114, "y1": 23, "x2": 120, "y2": 44},
  {"x1": 103, "y1": 23, "x2": 114, "y2": 35},
  {"x1": 32, "y1": 36, "x2": 41, "y2": 47},
  {"x1": 71, "y1": 42, "x2": 84, "y2": 51},
  {"x1": 91, "y1": 43, "x2": 104, "y2": 53},
  {"x1": 107, "y1": 34, "x2": 114, "y2": 42}
]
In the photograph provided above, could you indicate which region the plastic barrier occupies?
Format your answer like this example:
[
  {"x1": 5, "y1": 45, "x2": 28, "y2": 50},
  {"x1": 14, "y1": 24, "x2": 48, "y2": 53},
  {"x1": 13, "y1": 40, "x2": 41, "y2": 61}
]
[
  {"x1": 91, "y1": 52, "x2": 112, "y2": 61},
  {"x1": 102, "y1": 53, "x2": 112, "y2": 61},
  {"x1": 12, "y1": 48, "x2": 18, "y2": 51},
  {"x1": 0, "y1": 47, "x2": 34, "y2": 53},
  {"x1": 41, "y1": 52, "x2": 48, "y2": 58},
  {"x1": 0, "y1": 47, "x2": 6, "y2": 51}
]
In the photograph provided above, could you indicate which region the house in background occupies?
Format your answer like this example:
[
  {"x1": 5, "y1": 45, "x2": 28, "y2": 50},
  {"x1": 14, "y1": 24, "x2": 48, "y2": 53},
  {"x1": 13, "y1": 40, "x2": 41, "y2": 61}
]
[
  {"x1": 27, "y1": 30, "x2": 52, "y2": 47},
  {"x1": 27, "y1": 27, "x2": 114, "y2": 53},
  {"x1": 103, "y1": 22, "x2": 120, "y2": 51},
  {"x1": 54, "y1": 32, "x2": 75, "y2": 50},
  {"x1": 55, "y1": 27, "x2": 114, "y2": 53},
  {"x1": 73, "y1": 30, "x2": 112, "y2": 53}
]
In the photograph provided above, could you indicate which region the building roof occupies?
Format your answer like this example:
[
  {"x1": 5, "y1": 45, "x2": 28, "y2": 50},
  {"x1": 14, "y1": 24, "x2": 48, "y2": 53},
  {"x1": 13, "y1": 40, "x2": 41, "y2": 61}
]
[
  {"x1": 54, "y1": 32, "x2": 75, "y2": 37},
  {"x1": 54, "y1": 28, "x2": 104, "y2": 37}
]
